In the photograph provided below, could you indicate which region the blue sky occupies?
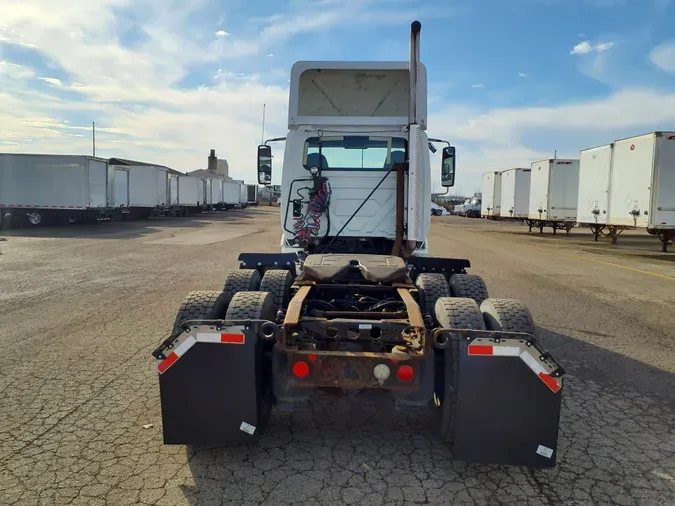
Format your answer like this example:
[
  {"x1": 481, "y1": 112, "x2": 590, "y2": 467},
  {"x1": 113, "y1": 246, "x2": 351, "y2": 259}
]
[{"x1": 1, "y1": 0, "x2": 675, "y2": 194}]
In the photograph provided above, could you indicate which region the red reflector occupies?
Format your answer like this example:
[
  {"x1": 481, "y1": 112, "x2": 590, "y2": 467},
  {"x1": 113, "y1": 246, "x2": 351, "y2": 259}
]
[
  {"x1": 158, "y1": 352, "x2": 178, "y2": 374},
  {"x1": 292, "y1": 361, "x2": 310, "y2": 378},
  {"x1": 396, "y1": 365, "x2": 414, "y2": 382},
  {"x1": 538, "y1": 372, "x2": 561, "y2": 393},
  {"x1": 467, "y1": 345, "x2": 493, "y2": 355},
  {"x1": 220, "y1": 332, "x2": 244, "y2": 344},
  {"x1": 307, "y1": 354, "x2": 317, "y2": 362}
]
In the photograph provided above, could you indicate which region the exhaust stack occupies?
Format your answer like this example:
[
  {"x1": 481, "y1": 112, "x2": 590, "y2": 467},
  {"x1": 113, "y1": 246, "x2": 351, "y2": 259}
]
[
  {"x1": 409, "y1": 20, "x2": 421, "y2": 125},
  {"x1": 404, "y1": 21, "x2": 423, "y2": 254}
]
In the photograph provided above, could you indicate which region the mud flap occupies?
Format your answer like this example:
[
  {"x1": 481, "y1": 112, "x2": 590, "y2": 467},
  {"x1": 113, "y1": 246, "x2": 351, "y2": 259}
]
[
  {"x1": 450, "y1": 333, "x2": 564, "y2": 468},
  {"x1": 154, "y1": 322, "x2": 271, "y2": 445}
]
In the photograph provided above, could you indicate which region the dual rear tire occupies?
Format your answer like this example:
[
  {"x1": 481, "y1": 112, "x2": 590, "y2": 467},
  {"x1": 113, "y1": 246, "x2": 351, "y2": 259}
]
[{"x1": 434, "y1": 295, "x2": 537, "y2": 442}]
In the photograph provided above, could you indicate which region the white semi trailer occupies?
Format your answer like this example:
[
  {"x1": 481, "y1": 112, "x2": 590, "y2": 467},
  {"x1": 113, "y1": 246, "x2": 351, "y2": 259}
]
[
  {"x1": 110, "y1": 164, "x2": 170, "y2": 219},
  {"x1": 527, "y1": 158, "x2": 580, "y2": 234},
  {"x1": 480, "y1": 171, "x2": 502, "y2": 219},
  {"x1": 0, "y1": 154, "x2": 112, "y2": 228},
  {"x1": 500, "y1": 168, "x2": 531, "y2": 220},
  {"x1": 222, "y1": 181, "x2": 241, "y2": 210},
  {"x1": 155, "y1": 21, "x2": 565, "y2": 469},
  {"x1": 609, "y1": 132, "x2": 675, "y2": 252}
]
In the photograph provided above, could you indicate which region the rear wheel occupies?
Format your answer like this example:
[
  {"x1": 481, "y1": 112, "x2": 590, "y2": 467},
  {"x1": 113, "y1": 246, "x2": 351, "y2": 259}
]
[
  {"x1": 171, "y1": 290, "x2": 229, "y2": 337},
  {"x1": 259, "y1": 269, "x2": 294, "y2": 310},
  {"x1": 226, "y1": 291, "x2": 277, "y2": 427},
  {"x1": 415, "y1": 273, "x2": 451, "y2": 320},
  {"x1": 480, "y1": 298, "x2": 537, "y2": 335},
  {"x1": 225, "y1": 291, "x2": 277, "y2": 320},
  {"x1": 434, "y1": 297, "x2": 486, "y2": 442},
  {"x1": 223, "y1": 269, "x2": 261, "y2": 306},
  {"x1": 449, "y1": 274, "x2": 489, "y2": 306}
]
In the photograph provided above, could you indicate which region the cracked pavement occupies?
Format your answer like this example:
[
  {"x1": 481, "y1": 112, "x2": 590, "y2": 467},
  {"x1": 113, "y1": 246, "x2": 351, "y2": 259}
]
[{"x1": 1, "y1": 209, "x2": 674, "y2": 505}]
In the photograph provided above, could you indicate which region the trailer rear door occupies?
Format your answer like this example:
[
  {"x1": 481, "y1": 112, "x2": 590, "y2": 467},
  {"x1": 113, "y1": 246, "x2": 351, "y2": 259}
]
[
  {"x1": 88, "y1": 158, "x2": 109, "y2": 208},
  {"x1": 529, "y1": 161, "x2": 550, "y2": 219},
  {"x1": 610, "y1": 134, "x2": 654, "y2": 227},
  {"x1": 170, "y1": 175, "x2": 179, "y2": 205},
  {"x1": 114, "y1": 168, "x2": 130, "y2": 208},
  {"x1": 157, "y1": 169, "x2": 169, "y2": 206},
  {"x1": 653, "y1": 133, "x2": 675, "y2": 228}
]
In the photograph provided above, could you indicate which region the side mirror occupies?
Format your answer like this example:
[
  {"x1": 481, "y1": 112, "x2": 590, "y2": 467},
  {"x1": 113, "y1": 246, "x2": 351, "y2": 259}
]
[
  {"x1": 257, "y1": 144, "x2": 272, "y2": 185},
  {"x1": 441, "y1": 146, "x2": 456, "y2": 187}
]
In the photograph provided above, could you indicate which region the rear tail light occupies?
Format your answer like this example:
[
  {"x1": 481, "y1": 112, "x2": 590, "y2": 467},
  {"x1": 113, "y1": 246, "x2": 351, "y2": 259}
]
[
  {"x1": 292, "y1": 361, "x2": 310, "y2": 378},
  {"x1": 396, "y1": 364, "x2": 414, "y2": 382}
]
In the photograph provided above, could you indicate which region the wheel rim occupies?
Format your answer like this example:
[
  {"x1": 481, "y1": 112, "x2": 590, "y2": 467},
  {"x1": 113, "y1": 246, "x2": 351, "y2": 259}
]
[{"x1": 28, "y1": 212, "x2": 42, "y2": 225}]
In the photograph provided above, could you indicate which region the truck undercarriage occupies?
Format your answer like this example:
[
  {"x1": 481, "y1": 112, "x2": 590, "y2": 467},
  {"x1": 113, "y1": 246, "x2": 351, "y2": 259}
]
[{"x1": 154, "y1": 253, "x2": 565, "y2": 468}]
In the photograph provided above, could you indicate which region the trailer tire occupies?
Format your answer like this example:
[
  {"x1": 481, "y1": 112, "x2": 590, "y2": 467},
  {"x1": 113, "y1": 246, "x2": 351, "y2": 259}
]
[
  {"x1": 480, "y1": 298, "x2": 537, "y2": 336},
  {"x1": 223, "y1": 269, "x2": 261, "y2": 305},
  {"x1": 434, "y1": 297, "x2": 486, "y2": 443},
  {"x1": 449, "y1": 274, "x2": 489, "y2": 305},
  {"x1": 415, "y1": 273, "x2": 450, "y2": 320},
  {"x1": 259, "y1": 270, "x2": 294, "y2": 310},
  {"x1": 171, "y1": 290, "x2": 229, "y2": 337}
]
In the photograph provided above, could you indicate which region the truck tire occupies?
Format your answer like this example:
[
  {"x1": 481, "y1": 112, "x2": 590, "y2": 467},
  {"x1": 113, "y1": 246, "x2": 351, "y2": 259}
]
[
  {"x1": 259, "y1": 270, "x2": 294, "y2": 310},
  {"x1": 225, "y1": 291, "x2": 277, "y2": 320},
  {"x1": 223, "y1": 269, "x2": 261, "y2": 305},
  {"x1": 449, "y1": 274, "x2": 489, "y2": 306},
  {"x1": 415, "y1": 273, "x2": 451, "y2": 319},
  {"x1": 171, "y1": 290, "x2": 229, "y2": 337},
  {"x1": 480, "y1": 298, "x2": 537, "y2": 336},
  {"x1": 434, "y1": 297, "x2": 486, "y2": 442}
]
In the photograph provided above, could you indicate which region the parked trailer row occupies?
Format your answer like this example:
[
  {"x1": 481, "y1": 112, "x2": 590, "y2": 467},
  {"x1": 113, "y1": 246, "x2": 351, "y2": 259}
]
[
  {"x1": 476, "y1": 130, "x2": 675, "y2": 251},
  {"x1": 0, "y1": 154, "x2": 253, "y2": 229},
  {"x1": 576, "y1": 131, "x2": 675, "y2": 251}
]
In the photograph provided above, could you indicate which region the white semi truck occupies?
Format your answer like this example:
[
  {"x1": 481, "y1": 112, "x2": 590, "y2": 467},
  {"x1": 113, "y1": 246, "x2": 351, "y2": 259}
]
[{"x1": 154, "y1": 21, "x2": 565, "y2": 468}]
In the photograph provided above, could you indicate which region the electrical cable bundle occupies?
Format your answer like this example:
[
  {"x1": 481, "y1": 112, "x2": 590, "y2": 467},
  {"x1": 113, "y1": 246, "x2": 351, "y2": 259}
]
[{"x1": 293, "y1": 182, "x2": 331, "y2": 241}]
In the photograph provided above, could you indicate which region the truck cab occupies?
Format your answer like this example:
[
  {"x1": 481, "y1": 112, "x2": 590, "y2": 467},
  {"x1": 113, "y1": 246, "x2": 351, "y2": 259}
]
[{"x1": 257, "y1": 58, "x2": 456, "y2": 257}]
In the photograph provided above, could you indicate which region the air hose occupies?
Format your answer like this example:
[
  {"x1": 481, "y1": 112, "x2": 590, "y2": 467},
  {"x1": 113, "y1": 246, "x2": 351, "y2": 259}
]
[{"x1": 293, "y1": 182, "x2": 332, "y2": 241}]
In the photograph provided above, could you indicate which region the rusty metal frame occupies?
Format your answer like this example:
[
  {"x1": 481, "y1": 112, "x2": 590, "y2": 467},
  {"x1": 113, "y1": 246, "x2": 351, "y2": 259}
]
[{"x1": 278, "y1": 282, "x2": 428, "y2": 389}]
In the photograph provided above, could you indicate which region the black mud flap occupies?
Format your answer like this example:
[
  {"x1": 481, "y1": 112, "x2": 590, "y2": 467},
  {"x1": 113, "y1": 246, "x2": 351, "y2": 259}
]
[
  {"x1": 450, "y1": 333, "x2": 565, "y2": 468},
  {"x1": 154, "y1": 321, "x2": 272, "y2": 445}
]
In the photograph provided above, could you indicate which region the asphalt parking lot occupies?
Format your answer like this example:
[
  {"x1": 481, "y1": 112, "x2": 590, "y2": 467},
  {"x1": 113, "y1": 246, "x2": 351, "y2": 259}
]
[{"x1": 1, "y1": 208, "x2": 673, "y2": 506}]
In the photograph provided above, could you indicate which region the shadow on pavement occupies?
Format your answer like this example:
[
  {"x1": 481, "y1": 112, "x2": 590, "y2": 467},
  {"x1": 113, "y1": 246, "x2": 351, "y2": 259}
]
[
  {"x1": 538, "y1": 326, "x2": 675, "y2": 409},
  {"x1": 0, "y1": 209, "x2": 262, "y2": 240},
  {"x1": 178, "y1": 327, "x2": 675, "y2": 504}
]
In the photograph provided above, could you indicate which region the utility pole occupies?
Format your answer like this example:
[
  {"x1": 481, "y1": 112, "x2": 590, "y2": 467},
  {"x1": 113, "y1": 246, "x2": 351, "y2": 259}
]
[{"x1": 92, "y1": 122, "x2": 96, "y2": 157}]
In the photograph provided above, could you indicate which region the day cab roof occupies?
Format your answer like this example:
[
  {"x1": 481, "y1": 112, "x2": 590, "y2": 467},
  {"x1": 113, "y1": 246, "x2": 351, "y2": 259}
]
[{"x1": 288, "y1": 61, "x2": 427, "y2": 130}]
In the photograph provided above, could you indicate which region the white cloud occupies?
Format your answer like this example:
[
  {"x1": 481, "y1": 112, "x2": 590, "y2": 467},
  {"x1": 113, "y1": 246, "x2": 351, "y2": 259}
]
[
  {"x1": 472, "y1": 83, "x2": 485, "y2": 88},
  {"x1": 518, "y1": 72, "x2": 527, "y2": 77},
  {"x1": 0, "y1": 61, "x2": 35, "y2": 80},
  {"x1": 215, "y1": 30, "x2": 229, "y2": 37},
  {"x1": 38, "y1": 77, "x2": 63, "y2": 86},
  {"x1": 649, "y1": 40, "x2": 675, "y2": 73},
  {"x1": 570, "y1": 40, "x2": 615, "y2": 55}
]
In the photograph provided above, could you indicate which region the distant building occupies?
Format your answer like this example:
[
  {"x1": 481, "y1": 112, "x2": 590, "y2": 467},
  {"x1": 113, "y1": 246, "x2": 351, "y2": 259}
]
[{"x1": 187, "y1": 150, "x2": 232, "y2": 180}]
